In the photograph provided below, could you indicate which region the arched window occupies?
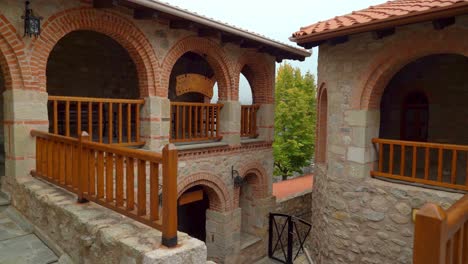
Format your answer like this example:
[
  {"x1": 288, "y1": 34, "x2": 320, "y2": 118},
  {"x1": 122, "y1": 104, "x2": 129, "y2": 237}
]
[
  {"x1": 401, "y1": 91, "x2": 428, "y2": 142},
  {"x1": 316, "y1": 86, "x2": 328, "y2": 163}
]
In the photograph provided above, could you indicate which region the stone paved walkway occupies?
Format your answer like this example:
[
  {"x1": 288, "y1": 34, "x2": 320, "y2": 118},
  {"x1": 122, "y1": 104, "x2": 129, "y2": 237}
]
[{"x1": 0, "y1": 195, "x2": 59, "y2": 264}]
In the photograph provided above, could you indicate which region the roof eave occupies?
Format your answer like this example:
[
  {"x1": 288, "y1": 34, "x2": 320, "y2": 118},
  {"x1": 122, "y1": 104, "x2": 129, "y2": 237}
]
[
  {"x1": 127, "y1": 0, "x2": 311, "y2": 59},
  {"x1": 290, "y1": 2, "x2": 468, "y2": 48}
]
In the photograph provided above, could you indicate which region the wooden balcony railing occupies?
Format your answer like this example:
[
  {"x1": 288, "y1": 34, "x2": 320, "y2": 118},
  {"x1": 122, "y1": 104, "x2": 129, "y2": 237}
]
[
  {"x1": 31, "y1": 130, "x2": 178, "y2": 247},
  {"x1": 48, "y1": 96, "x2": 145, "y2": 146},
  {"x1": 241, "y1": 105, "x2": 259, "y2": 138},
  {"x1": 170, "y1": 102, "x2": 223, "y2": 143},
  {"x1": 372, "y1": 138, "x2": 468, "y2": 192},
  {"x1": 414, "y1": 195, "x2": 468, "y2": 264}
]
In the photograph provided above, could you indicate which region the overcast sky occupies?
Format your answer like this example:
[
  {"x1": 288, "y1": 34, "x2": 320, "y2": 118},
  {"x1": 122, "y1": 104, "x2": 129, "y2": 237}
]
[{"x1": 161, "y1": 0, "x2": 384, "y2": 102}]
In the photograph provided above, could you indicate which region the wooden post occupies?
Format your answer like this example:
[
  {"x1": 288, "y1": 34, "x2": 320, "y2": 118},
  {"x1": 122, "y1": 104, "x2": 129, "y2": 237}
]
[
  {"x1": 413, "y1": 203, "x2": 447, "y2": 264},
  {"x1": 162, "y1": 144, "x2": 178, "y2": 247},
  {"x1": 77, "y1": 131, "x2": 90, "y2": 203}
]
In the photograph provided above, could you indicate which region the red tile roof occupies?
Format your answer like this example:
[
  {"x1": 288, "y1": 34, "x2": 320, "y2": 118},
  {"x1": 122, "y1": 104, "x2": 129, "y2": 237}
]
[
  {"x1": 291, "y1": 0, "x2": 468, "y2": 45},
  {"x1": 273, "y1": 174, "x2": 313, "y2": 199}
]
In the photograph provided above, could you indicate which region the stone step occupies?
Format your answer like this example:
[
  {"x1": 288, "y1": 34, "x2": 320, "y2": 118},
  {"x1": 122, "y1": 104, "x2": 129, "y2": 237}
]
[{"x1": 0, "y1": 192, "x2": 10, "y2": 207}]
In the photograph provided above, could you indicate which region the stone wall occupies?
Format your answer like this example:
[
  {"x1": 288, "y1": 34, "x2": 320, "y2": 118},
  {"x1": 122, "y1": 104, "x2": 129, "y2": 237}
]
[
  {"x1": 312, "y1": 15, "x2": 468, "y2": 264},
  {"x1": 275, "y1": 190, "x2": 312, "y2": 218}
]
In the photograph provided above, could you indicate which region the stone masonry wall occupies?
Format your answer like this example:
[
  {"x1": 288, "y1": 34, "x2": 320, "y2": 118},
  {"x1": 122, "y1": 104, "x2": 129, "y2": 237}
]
[{"x1": 313, "y1": 15, "x2": 468, "y2": 264}]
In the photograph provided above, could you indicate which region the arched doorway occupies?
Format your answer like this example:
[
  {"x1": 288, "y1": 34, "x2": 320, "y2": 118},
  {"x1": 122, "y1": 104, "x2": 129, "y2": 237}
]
[
  {"x1": 378, "y1": 54, "x2": 468, "y2": 184},
  {"x1": 168, "y1": 52, "x2": 222, "y2": 143},
  {"x1": 177, "y1": 186, "x2": 210, "y2": 242},
  {"x1": 46, "y1": 30, "x2": 141, "y2": 142},
  {"x1": 239, "y1": 173, "x2": 262, "y2": 247}
]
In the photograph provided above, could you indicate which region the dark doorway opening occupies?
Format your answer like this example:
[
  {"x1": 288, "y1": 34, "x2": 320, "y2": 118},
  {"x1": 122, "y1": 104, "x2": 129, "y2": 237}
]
[{"x1": 177, "y1": 186, "x2": 209, "y2": 242}]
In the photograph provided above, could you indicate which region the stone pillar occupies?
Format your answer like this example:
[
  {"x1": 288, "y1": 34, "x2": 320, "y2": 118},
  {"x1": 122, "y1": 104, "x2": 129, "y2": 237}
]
[
  {"x1": 345, "y1": 109, "x2": 380, "y2": 165},
  {"x1": 218, "y1": 101, "x2": 241, "y2": 146},
  {"x1": 206, "y1": 208, "x2": 241, "y2": 263},
  {"x1": 140, "y1": 96, "x2": 170, "y2": 151},
  {"x1": 3, "y1": 90, "x2": 48, "y2": 183},
  {"x1": 257, "y1": 104, "x2": 274, "y2": 142}
]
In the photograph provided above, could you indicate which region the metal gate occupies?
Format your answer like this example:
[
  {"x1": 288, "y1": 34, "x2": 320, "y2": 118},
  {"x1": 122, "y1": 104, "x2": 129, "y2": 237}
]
[{"x1": 268, "y1": 213, "x2": 312, "y2": 264}]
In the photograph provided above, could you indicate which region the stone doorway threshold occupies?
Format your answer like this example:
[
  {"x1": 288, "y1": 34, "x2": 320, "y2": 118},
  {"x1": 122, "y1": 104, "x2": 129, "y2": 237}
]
[
  {"x1": 0, "y1": 201, "x2": 62, "y2": 264},
  {"x1": 240, "y1": 232, "x2": 261, "y2": 250}
]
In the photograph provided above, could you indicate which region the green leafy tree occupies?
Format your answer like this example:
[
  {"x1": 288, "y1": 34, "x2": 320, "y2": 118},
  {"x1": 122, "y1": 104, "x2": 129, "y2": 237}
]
[{"x1": 273, "y1": 63, "x2": 316, "y2": 180}]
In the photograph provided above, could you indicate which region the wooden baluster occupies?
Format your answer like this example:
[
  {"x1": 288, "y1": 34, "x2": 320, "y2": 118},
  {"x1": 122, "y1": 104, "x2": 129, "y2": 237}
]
[
  {"x1": 99, "y1": 102, "x2": 103, "y2": 143},
  {"x1": 35, "y1": 138, "x2": 41, "y2": 175},
  {"x1": 65, "y1": 101, "x2": 70, "y2": 137},
  {"x1": 175, "y1": 105, "x2": 180, "y2": 140},
  {"x1": 97, "y1": 151, "x2": 104, "y2": 199},
  {"x1": 116, "y1": 154, "x2": 124, "y2": 207},
  {"x1": 150, "y1": 162, "x2": 159, "y2": 221},
  {"x1": 136, "y1": 104, "x2": 140, "y2": 143},
  {"x1": 106, "y1": 152, "x2": 114, "y2": 202},
  {"x1": 210, "y1": 106, "x2": 215, "y2": 139},
  {"x1": 188, "y1": 105, "x2": 192, "y2": 140},
  {"x1": 127, "y1": 104, "x2": 132, "y2": 143},
  {"x1": 59, "y1": 142, "x2": 65, "y2": 185},
  {"x1": 162, "y1": 144, "x2": 178, "y2": 247},
  {"x1": 400, "y1": 145, "x2": 405, "y2": 176},
  {"x1": 108, "y1": 103, "x2": 113, "y2": 144},
  {"x1": 425, "y1": 147, "x2": 430, "y2": 180},
  {"x1": 205, "y1": 105, "x2": 209, "y2": 138},
  {"x1": 389, "y1": 144, "x2": 394, "y2": 174},
  {"x1": 48, "y1": 139, "x2": 53, "y2": 180},
  {"x1": 438, "y1": 148, "x2": 443, "y2": 182},
  {"x1": 199, "y1": 106, "x2": 204, "y2": 138},
  {"x1": 194, "y1": 106, "x2": 198, "y2": 139},
  {"x1": 216, "y1": 105, "x2": 220, "y2": 138},
  {"x1": 77, "y1": 102, "x2": 82, "y2": 138},
  {"x1": 78, "y1": 132, "x2": 89, "y2": 202},
  {"x1": 182, "y1": 105, "x2": 186, "y2": 140},
  {"x1": 88, "y1": 102, "x2": 93, "y2": 140},
  {"x1": 137, "y1": 159, "x2": 146, "y2": 216},
  {"x1": 412, "y1": 146, "x2": 417, "y2": 178},
  {"x1": 53, "y1": 140, "x2": 59, "y2": 182},
  {"x1": 253, "y1": 106, "x2": 258, "y2": 136},
  {"x1": 446, "y1": 238, "x2": 453, "y2": 264},
  {"x1": 452, "y1": 229, "x2": 462, "y2": 264},
  {"x1": 451, "y1": 150, "x2": 457, "y2": 184},
  {"x1": 53, "y1": 100, "x2": 58, "y2": 134},
  {"x1": 126, "y1": 157, "x2": 135, "y2": 211},
  {"x1": 66, "y1": 143, "x2": 72, "y2": 186},
  {"x1": 378, "y1": 143, "x2": 383, "y2": 172},
  {"x1": 118, "y1": 103, "x2": 123, "y2": 144},
  {"x1": 88, "y1": 149, "x2": 96, "y2": 196}
]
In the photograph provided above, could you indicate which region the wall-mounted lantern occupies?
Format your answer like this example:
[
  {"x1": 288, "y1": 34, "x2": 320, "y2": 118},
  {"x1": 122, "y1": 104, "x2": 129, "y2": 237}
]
[
  {"x1": 232, "y1": 166, "x2": 244, "y2": 188},
  {"x1": 22, "y1": 1, "x2": 42, "y2": 38}
]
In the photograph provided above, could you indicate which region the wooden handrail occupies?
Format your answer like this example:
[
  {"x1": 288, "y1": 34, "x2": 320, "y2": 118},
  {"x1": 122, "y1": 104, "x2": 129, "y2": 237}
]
[
  {"x1": 371, "y1": 138, "x2": 468, "y2": 192},
  {"x1": 31, "y1": 129, "x2": 178, "y2": 247},
  {"x1": 170, "y1": 102, "x2": 223, "y2": 143},
  {"x1": 48, "y1": 96, "x2": 145, "y2": 146},
  {"x1": 414, "y1": 195, "x2": 468, "y2": 264},
  {"x1": 241, "y1": 104, "x2": 260, "y2": 138}
]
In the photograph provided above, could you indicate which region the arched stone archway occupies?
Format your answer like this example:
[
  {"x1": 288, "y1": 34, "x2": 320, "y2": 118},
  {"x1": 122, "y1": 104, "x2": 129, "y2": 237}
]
[
  {"x1": 235, "y1": 52, "x2": 274, "y2": 104},
  {"x1": 353, "y1": 29, "x2": 468, "y2": 110},
  {"x1": 177, "y1": 172, "x2": 232, "y2": 212},
  {"x1": 161, "y1": 36, "x2": 231, "y2": 100},
  {"x1": 29, "y1": 8, "x2": 159, "y2": 97}
]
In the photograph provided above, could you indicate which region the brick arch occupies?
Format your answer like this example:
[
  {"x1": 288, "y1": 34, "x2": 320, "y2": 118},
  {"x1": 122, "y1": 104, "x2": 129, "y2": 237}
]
[
  {"x1": 234, "y1": 162, "x2": 269, "y2": 208},
  {"x1": 177, "y1": 172, "x2": 232, "y2": 212},
  {"x1": 354, "y1": 28, "x2": 468, "y2": 110},
  {"x1": 0, "y1": 15, "x2": 30, "y2": 91},
  {"x1": 316, "y1": 83, "x2": 328, "y2": 163},
  {"x1": 235, "y1": 52, "x2": 274, "y2": 104},
  {"x1": 29, "y1": 8, "x2": 159, "y2": 97},
  {"x1": 161, "y1": 36, "x2": 231, "y2": 100}
]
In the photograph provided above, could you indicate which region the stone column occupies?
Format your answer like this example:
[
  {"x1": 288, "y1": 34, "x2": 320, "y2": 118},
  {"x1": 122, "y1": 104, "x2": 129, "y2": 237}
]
[
  {"x1": 218, "y1": 101, "x2": 241, "y2": 146},
  {"x1": 140, "y1": 96, "x2": 170, "y2": 151},
  {"x1": 257, "y1": 104, "x2": 274, "y2": 142},
  {"x1": 345, "y1": 109, "x2": 380, "y2": 165},
  {"x1": 205, "y1": 208, "x2": 241, "y2": 263},
  {"x1": 3, "y1": 89, "x2": 48, "y2": 183}
]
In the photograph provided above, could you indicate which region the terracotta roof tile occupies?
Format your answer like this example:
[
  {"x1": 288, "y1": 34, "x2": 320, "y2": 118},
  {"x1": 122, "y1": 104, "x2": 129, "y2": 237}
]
[{"x1": 292, "y1": 0, "x2": 468, "y2": 39}]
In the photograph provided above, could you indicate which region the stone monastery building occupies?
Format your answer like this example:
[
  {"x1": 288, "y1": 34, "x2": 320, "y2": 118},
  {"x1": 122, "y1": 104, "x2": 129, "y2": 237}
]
[
  {"x1": 0, "y1": 0, "x2": 310, "y2": 263},
  {"x1": 290, "y1": 0, "x2": 468, "y2": 263}
]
